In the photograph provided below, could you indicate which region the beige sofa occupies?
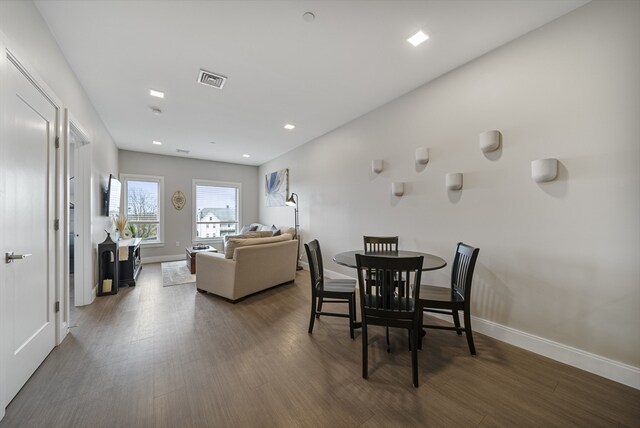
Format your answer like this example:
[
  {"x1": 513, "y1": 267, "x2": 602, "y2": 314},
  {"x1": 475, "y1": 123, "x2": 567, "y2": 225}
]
[{"x1": 195, "y1": 234, "x2": 298, "y2": 302}]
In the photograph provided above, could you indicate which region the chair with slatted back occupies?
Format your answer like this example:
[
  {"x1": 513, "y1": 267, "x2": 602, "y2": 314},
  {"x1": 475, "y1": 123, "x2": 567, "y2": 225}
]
[
  {"x1": 419, "y1": 242, "x2": 480, "y2": 355},
  {"x1": 355, "y1": 254, "x2": 423, "y2": 387},
  {"x1": 363, "y1": 235, "x2": 400, "y2": 350},
  {"x1": 363, "y1": 236, "x2": 398, "y2": 253},
  {"x1": 305, "y1": 240, "x2": 357, "y2": 339}
]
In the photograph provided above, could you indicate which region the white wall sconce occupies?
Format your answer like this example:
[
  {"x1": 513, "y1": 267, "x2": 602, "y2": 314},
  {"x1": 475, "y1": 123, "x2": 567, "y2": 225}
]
[
  {"x1": 392, "y1": 182, "x2": 405, "y2": 197},
  {"x1": 372, "y1": 159, "x2": 383, "y2": 174},
  {"x1": 531, "y1": 158, "x2": 558, "y2": 182},
  {"x1": 479, "y1": 130, "x2": 502, "y2": 153},
  {"x1": 415, "y1": 147, "x2": 429, "y2": 165},
  {"x1": 446, "y1": 173, "x2": 463, "y2": 190}
]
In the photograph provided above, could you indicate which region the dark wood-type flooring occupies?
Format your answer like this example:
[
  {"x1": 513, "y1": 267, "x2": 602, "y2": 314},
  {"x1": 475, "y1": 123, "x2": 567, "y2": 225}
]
[{"x1": 1, "y1": 263, "x2": 638, "y2": 427}]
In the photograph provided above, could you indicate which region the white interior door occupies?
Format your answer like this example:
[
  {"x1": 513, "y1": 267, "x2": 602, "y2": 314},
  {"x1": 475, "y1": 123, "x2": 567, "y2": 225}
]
[
  {"x1": 1, "y1": 52, "x2": 57, "y2": 407},
  {"x1": 68, "y1": 120, "x2": 92, "y2": 307}
]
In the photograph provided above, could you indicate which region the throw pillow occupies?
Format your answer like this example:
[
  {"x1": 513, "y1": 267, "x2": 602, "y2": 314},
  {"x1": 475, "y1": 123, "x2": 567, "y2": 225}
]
[
  {"x1": 249, "y1": 225, "x2": 259, "y2": 231},
  {"x1": 240, "y1": 225, "x2": 251, "y2": 234},
  {"x1": 273, "y1": 229, "x2": 282, "y2": 236}
]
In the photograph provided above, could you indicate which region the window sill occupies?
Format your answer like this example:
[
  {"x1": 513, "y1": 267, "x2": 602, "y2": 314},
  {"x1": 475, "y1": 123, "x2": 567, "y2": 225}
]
[{"x1": 140, "y1": 241, "x2": 164, "y2": 248}]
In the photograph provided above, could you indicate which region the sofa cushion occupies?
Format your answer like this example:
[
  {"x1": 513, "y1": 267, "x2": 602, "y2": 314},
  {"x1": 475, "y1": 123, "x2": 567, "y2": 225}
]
[
  {"x1": 239, "y1": 225, "x2": 252, "y2": 234},
  {"x1": 224, "y1": 230, "x2": 273, "y2": 244},
  {"x1": 279, "y1": 227, "x2": 295, "y2": 237},
  {"x1": 225, "y1": 233, "x2": 292, "y2": 259}
]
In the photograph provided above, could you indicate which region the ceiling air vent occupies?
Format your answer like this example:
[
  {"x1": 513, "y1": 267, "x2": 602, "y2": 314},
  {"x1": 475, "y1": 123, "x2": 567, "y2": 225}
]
[
  {"x1": 197, "y1": 69, "x2": 227, "y2": 89},
  {"x1": 176, "y1": 149, "x2": 190, "y2": 154}
]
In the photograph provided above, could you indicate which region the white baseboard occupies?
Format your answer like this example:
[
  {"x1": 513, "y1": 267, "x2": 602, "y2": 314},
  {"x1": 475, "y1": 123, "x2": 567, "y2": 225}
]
[
  {"x1": 141, "y1": 254, "x2": 184, "y2": 264},
  {"x1": 273, "y1": 262, "x2": 640, "y2": 389},
  {"x1": 426, "y1": 312, "x2": 640, "y2": 390}
]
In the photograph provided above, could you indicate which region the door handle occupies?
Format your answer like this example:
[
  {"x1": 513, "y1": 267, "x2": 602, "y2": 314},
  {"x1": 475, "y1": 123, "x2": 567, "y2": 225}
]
[{"x1": 5, "y1": 252, "x2": 32, "y2": 264}]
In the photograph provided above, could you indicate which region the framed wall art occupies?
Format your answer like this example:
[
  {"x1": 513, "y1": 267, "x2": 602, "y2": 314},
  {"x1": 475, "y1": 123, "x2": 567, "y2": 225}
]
[{"x1": 265, "y1": 168, "x2": 289, "y2": 207}]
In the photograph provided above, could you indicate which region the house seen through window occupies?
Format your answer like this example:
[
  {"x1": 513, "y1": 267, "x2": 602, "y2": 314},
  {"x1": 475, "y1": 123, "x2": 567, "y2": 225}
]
[{"x1": 193, "y1": 179, "x2": 240, "y2": 241}]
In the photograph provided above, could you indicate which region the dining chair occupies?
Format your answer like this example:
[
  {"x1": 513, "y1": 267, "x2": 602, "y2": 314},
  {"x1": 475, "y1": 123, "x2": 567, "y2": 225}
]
[
  {"x1": 304, "y1": 240, "x2": 357, "y2": 339},
  {"x1": 363, "y1": 235, "x2": 400, "y2": 349},
  {"x1": 356, "y1": 254, "x2": 423, "y2": 387},
  {"x1": 363, "y1": 235, "x2": 398, "y2": 253},
  {"x1": 419, "y1": 242, "x2": 480, "y2": 355}
]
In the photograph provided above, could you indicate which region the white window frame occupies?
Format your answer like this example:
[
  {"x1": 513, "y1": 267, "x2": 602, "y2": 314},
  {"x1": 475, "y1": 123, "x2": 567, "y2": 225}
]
[
  {"x1": 120, "y1": 173, "x2": 164, "y2": 246},
  {"x1": 192, "y1": 179, "x2": 242, "y2": 243}
]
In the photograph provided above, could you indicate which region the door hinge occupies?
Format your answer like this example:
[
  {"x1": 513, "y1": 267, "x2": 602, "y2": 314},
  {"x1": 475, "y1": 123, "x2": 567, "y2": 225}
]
[
  {"x1": 54, "y1": 219, "x2": 60, "y2": 230},
  {"x1": 55, "y1": 301, "x2": 60, "y2": 313},
  {"x1": 55, "y1": 137, "x2": 60, "y2": 149}
]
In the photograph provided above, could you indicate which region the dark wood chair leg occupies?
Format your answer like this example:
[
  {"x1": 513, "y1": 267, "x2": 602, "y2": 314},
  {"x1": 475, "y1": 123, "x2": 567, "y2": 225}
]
[
  {"x1": 463, "y1": 308, "x2": 476, "y2": 355},
  {"x1": 349, "y1": 295, "x2": 355, "y2": 339},
  {"x1": 418, "y1": 310, "x2": 424, "y2": 350},
  {"x1": 362, "y1": 324, "x2": 368, "y2": 379},
  {"x1": 308, "y1": 296, "x2": 316, "y2": 334},
  {"x1": 452, "y1": 310, "x2": 463, "y2": 335},
  {"x1": 386, "y1": 326, "x2": 391, "y2": 353},
  {"x1": 412, "y1": 328, "x2": 419, "y2": 387},
  {"x1": 316, "y1": 297, "x2": 323, "y2": 319}
]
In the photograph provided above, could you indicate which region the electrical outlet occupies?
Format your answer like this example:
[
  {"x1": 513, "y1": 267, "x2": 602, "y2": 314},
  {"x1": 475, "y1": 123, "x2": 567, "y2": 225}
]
[{"x1": 176, "y1": 241, "x2": 180, "y2": 247}]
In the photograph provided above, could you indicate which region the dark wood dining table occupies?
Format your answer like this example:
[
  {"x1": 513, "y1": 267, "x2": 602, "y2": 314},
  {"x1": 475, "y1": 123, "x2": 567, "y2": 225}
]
[
  {"x1": 333, "y1": 250, "x2": 447, "y2": 271},
  {"x1": 333, "y1": 250, "x2": 447, "y2": 331}
]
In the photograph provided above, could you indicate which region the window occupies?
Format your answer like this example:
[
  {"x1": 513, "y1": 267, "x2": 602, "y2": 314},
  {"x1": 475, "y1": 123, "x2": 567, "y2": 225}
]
[
  {"x1": 121, "y1": 174, "x2": 164, "y2": 244},
  {"x1": 193, "y1": 179, "x2": 241, "y2": 241}
]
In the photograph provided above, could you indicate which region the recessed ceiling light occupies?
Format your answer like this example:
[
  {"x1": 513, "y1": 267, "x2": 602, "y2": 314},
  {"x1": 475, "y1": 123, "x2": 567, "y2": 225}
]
[
  {"x1": 152, "y1": 141, "x2": 162, "y2": 145},
  {"x1": 407, "y1": 30, "x2": 429, "y2": 47},
  {"x1": 151, "y1": 107, "x2": 162, "y2": 115},
  {"x1": 303, "y1": 12, "x2": 315, "y2": 22},
  {"x1": 242, "y1": 154, "x2": 251, "y2": 158},
  {"x1": 149, "y1": 89, "x2": 165, "y2": 98},
  {"x1": 284, "y1": 124, "x2": 295, "y2": 130}
]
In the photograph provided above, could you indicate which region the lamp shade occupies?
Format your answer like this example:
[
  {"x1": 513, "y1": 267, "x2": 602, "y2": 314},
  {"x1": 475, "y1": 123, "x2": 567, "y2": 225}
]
[
  {"x1": 531, "y1": 158, "x2": 558, "y2": 182},
  {"x1": 286, "y1": 193, "x2": 297, "y2": 206},
  {"x1": 446, "y1": 173, "x2": 463, "y2": 190},
  {"x1": 372, "y1": 159, "x2": 383, "y2": 174},
  {"x1": 415, "y1": 147, "x2": 429, "y2": 165},
  {"x1": 392, "y1": 182, "x2": 405, "y2": 197},
  {"x1": 480, "y1": 130, "x2": 501, "y2": 153}
]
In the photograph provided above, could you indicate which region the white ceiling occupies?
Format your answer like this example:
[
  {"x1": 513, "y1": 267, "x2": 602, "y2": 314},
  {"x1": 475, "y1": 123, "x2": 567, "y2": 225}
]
[{"x1": 35, "y1": 0, "x2": 588, "y2": 166}]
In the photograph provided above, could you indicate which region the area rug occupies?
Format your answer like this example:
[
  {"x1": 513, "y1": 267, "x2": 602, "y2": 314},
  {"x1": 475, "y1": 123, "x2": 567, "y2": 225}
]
[{"x1": 161, "y1": 261, "x2": 196, "y2": 287}]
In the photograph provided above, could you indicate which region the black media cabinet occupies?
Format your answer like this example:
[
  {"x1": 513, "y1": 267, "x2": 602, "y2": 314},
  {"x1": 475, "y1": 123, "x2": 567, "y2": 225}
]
[{"x1": 118, "y1": 238, "x2": 142, "y2": 287}]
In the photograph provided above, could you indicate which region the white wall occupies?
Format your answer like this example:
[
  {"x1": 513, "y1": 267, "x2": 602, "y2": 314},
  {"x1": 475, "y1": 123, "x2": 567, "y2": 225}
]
[
  {"x1": 0, "y1": 0, "x2": 119, "y2": 293},
  {"x1": 0, "y1": 0, "x2": 119, "y2": 418},
  {"x1": 119, "y1": 150, "x2": 259, "y2": 260},
  {"x1": 0, "y1": 1, "x2": 119, "y2": 261},
  {"x1": 259, "y1": 0, "x2": 640, "y2": 372}
]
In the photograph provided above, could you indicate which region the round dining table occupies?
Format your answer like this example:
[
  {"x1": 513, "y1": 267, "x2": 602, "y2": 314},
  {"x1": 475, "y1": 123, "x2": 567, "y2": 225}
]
[{"x1": 333, "y1": 250, "x2": 447, "y2": 271}]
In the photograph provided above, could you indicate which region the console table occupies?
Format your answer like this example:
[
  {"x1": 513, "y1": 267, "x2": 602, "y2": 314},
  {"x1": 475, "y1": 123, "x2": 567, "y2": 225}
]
[{"x1": 118, "y1": 238, "x2": 142, "y2": 287}]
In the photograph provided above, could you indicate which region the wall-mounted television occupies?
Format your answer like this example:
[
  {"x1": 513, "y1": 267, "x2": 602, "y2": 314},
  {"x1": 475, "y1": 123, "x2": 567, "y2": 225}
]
[{"x1": 104, "y1": 174, "x2": 121, "y2": 217}]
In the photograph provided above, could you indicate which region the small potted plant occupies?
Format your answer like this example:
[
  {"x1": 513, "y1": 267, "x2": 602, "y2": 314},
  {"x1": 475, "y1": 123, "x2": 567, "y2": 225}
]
[{"x1": 113, "y1": 215, "x2": 130, "y2": 240}]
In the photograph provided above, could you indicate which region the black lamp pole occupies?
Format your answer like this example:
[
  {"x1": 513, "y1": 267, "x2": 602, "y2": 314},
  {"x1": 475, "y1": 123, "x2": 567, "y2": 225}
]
[{"x1": 286, "y1": 192, "x2": 303, "y2": 271}]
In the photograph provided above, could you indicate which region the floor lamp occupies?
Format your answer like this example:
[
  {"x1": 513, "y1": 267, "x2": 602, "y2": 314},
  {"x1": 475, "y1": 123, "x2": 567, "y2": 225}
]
[{"x1": 286, "y1": 192, "x2": 303, "y2": 271}]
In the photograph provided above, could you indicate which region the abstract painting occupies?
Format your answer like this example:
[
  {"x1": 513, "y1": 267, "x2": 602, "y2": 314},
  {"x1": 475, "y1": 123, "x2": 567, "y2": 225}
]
[{"x1": 265, "y1": 168, "x2": 289, "y2": 206}]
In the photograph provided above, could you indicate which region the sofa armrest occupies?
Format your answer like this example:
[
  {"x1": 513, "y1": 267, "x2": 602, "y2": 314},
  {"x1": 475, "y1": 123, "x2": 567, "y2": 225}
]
[{"x1": 195, "y1": 252, "x2": 236, "y2": 299}]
